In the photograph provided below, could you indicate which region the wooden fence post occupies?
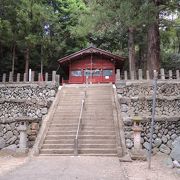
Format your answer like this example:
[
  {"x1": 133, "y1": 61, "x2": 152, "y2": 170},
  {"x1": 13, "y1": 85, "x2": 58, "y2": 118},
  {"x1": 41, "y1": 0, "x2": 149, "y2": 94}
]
[
  {"x1": 160, "y1": 68, "x2": 165, "y2": 80},
  {"x1": 52, "y1": 71, "x2": 56, "y2": 82},
  {"x1": 146, "y1": 70, "x2": 150, "y2": 80},
  {"x1": 9, "y1": 72, "x2": 13, "y2": 82},
  {"x1": 169, "y1": 70, "x2": 173, "y2": 80},
  {"x1": 38, "y1": 73, "x2": 41, "y2": 82},
  {"x1": 31, "y1": 71, "x2": 35, "y2": 82},
  {"x1": 23, "y1": 73, "x2": 27, "y2": 82},
  {"x1": 130, "y1": 71, "x2": 135, "y2": 80},
  {"x1": 29, "y1": 69, "x2": 32, "y2": 82},
  {"x1": 176, "y1": 70, "x2": 180, "y2": 80},
  {"x1": 116, "y1": 69, "x2": 121, "y2": 82},
  {"x1": 2, "y1": 73, "x2": 6, "y2": 83},
  {"x1": 124, "y1": 71, "x2": 128, "y2": 80},
  {"x1": 56, "y1": 75, "x2": 60, "y2": 84},
  {"x1": 45, "y1": 73, "x2": 48, "y2": 82},
  {"x1": 138, "y1": 69, "x2": 143, "y2": 80},
  {"x1": 153, "y1": 70, "x2": 158, "y2": 79},
  {"x1": 17, "y1": 73, "x2": 20, "y2": 82}
]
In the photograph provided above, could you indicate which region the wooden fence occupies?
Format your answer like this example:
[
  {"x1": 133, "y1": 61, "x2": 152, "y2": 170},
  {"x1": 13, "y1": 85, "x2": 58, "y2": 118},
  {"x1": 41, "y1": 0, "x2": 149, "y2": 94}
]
[
  {"x1": 116, "y1": 68, "x2": 180, "y2": 81},
  {"x1": 0, "y1": 70, "x2": 60, "y2": 83}
]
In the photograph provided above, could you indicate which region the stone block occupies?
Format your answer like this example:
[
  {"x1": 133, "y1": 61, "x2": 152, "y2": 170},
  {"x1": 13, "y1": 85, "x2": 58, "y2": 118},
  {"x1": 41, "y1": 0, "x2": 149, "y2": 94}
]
[
  {"x1": 154, "y1": 138, "x2": 162, "y2": 147},
  {"x1": 164, "y1": 157, "x2": 174, "y2": 169},
  {"x1": 41, "y1": 108, "x2": 48, "y2": 115},
  {"x1": 170, "y1": 136, "x2": 180, "y2": 161},
  {"x1": 173, "y1": 160, "x2": 180, "y2": 168},
  {"x1": 0, "y1": 137, "x2": 5, "y2": 149},
  {"x1": 162, "y1": 135, "x2": 168, "y2": 143},
  {"x1": 121, "y1": 104, "x2": 128, "y2": 112},
  {"x1": 4, "y1": 131, "x2": 13, "y2": 140},
  {"x1": 143, "y1": 142, "x2": 150, "y2": 150},
  {"x1": 123, "y1": 117, "x2": 132, "y2": 126},
  {"x1": 6, "y1": 136, "x2": 17, "y2": 145},
  {"x1": 126, "y1": 139, "x2": 133, "y2": 149},
  {"x1": 159, "y1": 144, "x2": 171, "y2": 155}
]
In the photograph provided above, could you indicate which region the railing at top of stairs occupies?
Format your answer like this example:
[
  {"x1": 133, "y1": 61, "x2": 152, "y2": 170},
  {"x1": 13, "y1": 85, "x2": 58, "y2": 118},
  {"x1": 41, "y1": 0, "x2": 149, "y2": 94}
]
[{"x1": 74, "y1": 90, "x2": 86, "y2": 156}]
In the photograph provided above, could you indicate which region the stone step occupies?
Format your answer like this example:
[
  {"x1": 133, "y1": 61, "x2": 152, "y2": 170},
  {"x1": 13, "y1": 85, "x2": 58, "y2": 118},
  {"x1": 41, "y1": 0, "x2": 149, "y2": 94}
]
[
  {"x1": 42, "y1": 144, "x2": 74, "y2": 149},
  {"x1": 75, "y1": 154, "x2": 117, "y2": 157},
  {"x1": 40, "y1": 149, "x2": 74, "y2": 155},
  {"x1": 57, "y1": 106, "x2": 82, "y2": 110},
  {"x1": 56, "y1": 107, "x2": 113, "y2": 112},
  {"x1": 51, "y1": 119, "x2": 114, "y2": 123},
  {"x1": 49, "y1": 124, "x2": 77, "y2": 128},
  {"x1": 44, "y1": 139, "x2": 116, "y2": 144},
  {"x1": 49, "y1": 126, "x2": 115, "y2": 131},
  {"x1": 53, "y1": 114, "x2": 113, "y2": 118},
  {"x1": 45, "y1": 135, "x2": 116, "y2": 140},
  {"x1": 40, "y1": 148, "x2": 117, "y2": 155},
  {"x1": 47, "y1": 131, "x2": 115, "y2": 136},
  {"x1": 60, "y1": 101, "x2": 112, "y2": 104},
  {"x1": 40, "y1": 85, "x2": 119, "y2": 156},
  {"x1": 42, "y1": 144, "x2": 116, "y2": 149},
  {"x1": 84, "y1": 104, "x2": 113, "y2": 107},
  {"x1": 78, "y1": 148, "x2": 117, "y2": 154},
  {"x1": 52, "y1": 117, "x2": 114, "y2": 120},
  {"x1": 50, "y1": 122, "x2": 114, "y2": 126},
  {"x1": 60, "y1": 95, "x2": 84, "y2": 97},
  {"x1": 50, "y1": 124, "x2": 114, "y2": 128},
  {"x1": 40, "y1": 153, "x2": 117, "y2": 157}
]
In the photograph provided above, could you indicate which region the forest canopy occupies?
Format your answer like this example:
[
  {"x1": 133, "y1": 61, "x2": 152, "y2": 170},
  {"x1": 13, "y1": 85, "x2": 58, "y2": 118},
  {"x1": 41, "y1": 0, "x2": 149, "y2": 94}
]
[{"x1": 0, "y1": 0, "x2": 179, "y2": 75}]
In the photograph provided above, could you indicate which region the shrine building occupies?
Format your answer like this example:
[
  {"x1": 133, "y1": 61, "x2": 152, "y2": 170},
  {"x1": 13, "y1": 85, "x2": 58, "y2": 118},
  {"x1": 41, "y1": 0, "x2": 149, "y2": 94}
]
[{"x1": 58, "y1": 47, "x2": 126, "y2": 84}]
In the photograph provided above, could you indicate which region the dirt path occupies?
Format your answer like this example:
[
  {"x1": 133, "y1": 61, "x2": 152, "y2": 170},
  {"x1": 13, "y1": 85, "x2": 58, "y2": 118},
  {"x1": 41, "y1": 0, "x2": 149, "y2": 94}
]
[
  {"x1": 0, "y1": 155, "x2": 27, "y2": 177},
  {"x1": 123, "y1": 154, "x2": 179, "y2": 180},
  {"x1": 0, "y1": 154, "x2": 179, "y2": 180},
  {"x1": 0, "y1": 156, "x2": 126, "y2": 180}
]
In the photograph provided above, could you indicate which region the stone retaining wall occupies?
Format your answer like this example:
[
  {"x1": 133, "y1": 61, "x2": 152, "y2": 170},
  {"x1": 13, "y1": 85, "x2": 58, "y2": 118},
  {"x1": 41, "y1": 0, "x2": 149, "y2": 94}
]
[
  {"x1": 116, "y1": 81, "x2": 180, "y2": 155},
  {"x1": 0, "y1": 83, "x2": 58, "y2": 151}
]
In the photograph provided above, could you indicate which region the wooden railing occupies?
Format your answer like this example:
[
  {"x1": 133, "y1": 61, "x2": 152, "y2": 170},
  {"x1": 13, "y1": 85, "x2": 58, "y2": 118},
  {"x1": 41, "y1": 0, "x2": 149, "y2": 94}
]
[
  {"x1": 116, "y1": 68, "x2": 180, "y2": 81},
  {"x1": 0, "y1": 70, "x2": 60, "y2": 83},
  {"x1": 74, "y1": 91, "x2": 86, "y2": 156}
]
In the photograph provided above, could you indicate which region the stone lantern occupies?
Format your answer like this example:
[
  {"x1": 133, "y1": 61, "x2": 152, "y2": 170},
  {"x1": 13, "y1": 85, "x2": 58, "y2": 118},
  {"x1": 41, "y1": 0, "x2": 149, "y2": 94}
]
[
  {"x1": 131, "y1": 115, "x2": 146, "y2": 160},
  {"x1": 17, "y1": 121, "x2": 28, "y2": 153},
  {"x1": 132, "y1": 116, "x2": 143, "y2": 151}
]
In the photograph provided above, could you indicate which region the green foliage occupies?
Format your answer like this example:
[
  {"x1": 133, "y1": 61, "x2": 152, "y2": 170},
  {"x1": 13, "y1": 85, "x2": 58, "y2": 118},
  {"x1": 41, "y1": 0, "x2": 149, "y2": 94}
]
[
  {"x1": 73, "y1": 0, "x2": 180, "y2": 70},
  {"x1": 0, "y1": 0, "x2": 88, "y2": 73},
  {"x1": 0, "y1": 0, "x2": 179, "y2": 74}
]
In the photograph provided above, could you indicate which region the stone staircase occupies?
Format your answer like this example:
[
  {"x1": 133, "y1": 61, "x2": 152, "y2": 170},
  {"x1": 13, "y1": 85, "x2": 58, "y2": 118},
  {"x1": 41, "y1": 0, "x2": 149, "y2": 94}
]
[{"x1": 40, "y1": 84, "x2": 119, "y2": 156}]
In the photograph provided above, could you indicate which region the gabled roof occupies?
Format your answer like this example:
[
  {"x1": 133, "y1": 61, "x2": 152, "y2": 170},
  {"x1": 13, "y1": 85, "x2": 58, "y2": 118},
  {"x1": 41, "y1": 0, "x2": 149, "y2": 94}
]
[{"x1": 58, "y1": 47, "x2": 126, "y2": 64}]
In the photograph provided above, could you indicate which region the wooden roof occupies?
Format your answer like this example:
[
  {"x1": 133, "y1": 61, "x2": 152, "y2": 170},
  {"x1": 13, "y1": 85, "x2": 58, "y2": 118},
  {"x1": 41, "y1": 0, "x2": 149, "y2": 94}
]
[{"x1": 58, "y1": 47, "x2": 126, "y2": 64}]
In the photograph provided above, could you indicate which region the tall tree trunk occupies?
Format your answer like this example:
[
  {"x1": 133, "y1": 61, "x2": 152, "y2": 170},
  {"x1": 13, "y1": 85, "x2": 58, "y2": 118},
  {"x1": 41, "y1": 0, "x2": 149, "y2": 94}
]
[
  {"x1": 40, "y1": 45, "x2": 43, "y2": 75},
  {"x1": 147, "y1": 21, "x2": 160, "y2": 78},
  {"x1": 40, "y1": 45, "x2": 44, "y2": 81},
  {"x1": 0, "y1": 41, "x2": 3, "y2": 60},
  {"x1": 12, "y1": 44, "x2": 16, "y2": 75},
  {"x1": 128, "y1": 27, "x2": 136, "y2": 78},
  {"x1": 24, "y1": 47, "x2": 30, "y2": 80},
  {"x1": 147, "y1": 0, "x2": 161, "y2": 78}
]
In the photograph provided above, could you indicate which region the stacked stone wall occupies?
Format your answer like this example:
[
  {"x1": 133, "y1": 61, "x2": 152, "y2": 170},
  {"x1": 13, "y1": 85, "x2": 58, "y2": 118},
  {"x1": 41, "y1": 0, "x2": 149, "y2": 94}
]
[
  {"x1": 0, "y1": 83, "x2": 58, "y2": 151},
  {"x1": 116, "y1": 81, "x2": 180, "y2": 155}
]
